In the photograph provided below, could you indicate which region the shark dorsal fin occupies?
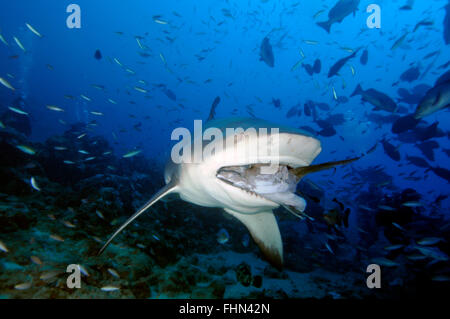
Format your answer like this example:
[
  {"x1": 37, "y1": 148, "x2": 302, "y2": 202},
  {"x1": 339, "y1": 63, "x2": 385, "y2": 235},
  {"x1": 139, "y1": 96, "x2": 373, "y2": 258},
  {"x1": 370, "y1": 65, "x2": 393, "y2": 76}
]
[
  {"x1": 98, "y1": 181, "x2": 178, "y2": 255},
  {"x1": 224, "y1": 208, "x2": 283, "y2": 270}
]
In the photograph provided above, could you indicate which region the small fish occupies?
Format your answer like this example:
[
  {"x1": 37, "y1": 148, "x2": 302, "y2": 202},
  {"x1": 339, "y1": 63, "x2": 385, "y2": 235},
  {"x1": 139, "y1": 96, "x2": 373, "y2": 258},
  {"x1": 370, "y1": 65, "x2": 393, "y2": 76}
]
[
  {"x1": 108, "y1": 98, "x2": 117, "y2": 104},
  {"x1": 79, "y1": 265, "x2": 89, "y2": 277},
  {"x1": 26, "y1": 23, "x2": 43, "y2": 37},
  {"x1": 371, "y1": 257, "x2": 399, "y2": 267},
  {"x1": 349, "y1": 64, "x2": 356, "y2": 76},
  {"x1": 62, "y1": 220, "x2": 76, "y2": 228},
  {"x1": 136, "y1": 37, "x2": 144, "y2": 49},
  {"x1": 112, "y1": 57, "x2": 122, "y2": 67},
  {"x1": 384, "y1": 244, "x2": 404, "y2": 251},
  {"x1": 14, "y1": 282, "x2": 32, "y2": 290},
  {"x1": 80, "y1": 94, "x2": 91, "y2": 101},
  {"x1": 84, "y1": 156, "x2": 96, "y2": 161},
  {"x1": 107, "y1": 268, "x2": 120, "y2": 278},
  {"x1": 325, "y1": 242, "x2": 334, "y2": 254},
  {"x1": 16, "y1": 145, "x2": 36, "y2": 155},
  {"x1": 417, "y1": 237, "x2": 442, "y2": 246},
  {"x1": 30, "y1": 256, "x2": 43, "y2": 265},
  {"x1": 134, "y1": 86, "x2": 147, "y2": 93},
  {"x1": 290, "y1": 58, "x2": 304, "y2": 71},
  {"x1": 90, "y1": 237, "x2": 102, "y2": 245},
  {"x1": 40, "y1": 270, "x2": 63, "y2": 281},
  {"x1": 402, "y1": 201, "x2": 423, "y2": 207},
  {"x1": 30, "y1": 177, "x2": 41, "y2": 191},
  {"x1": 63, "y1": 160, "x2": 75, "y2": 165},
  {"x1": 154, "y1": 18, "x2": 168, "y2": 25},
  {"x1": 8, "y1": 106, "x2": 27, "y2": 115},
  {"x1": 378, "y1": 205, "x2": 396, "y2": 211},
  {"x1": 159, "y1": 53, "x2": 167, "y2": 65},
  {"x1": 90, "y1": 111, "x2": 104, "y2": 116},
  {"x1": 0, "y1": 240, "x2": 8, "y2": 253},
  {"x1": 49, "y1": 234, "x2": 64, "y2": 242},
  {"x1": 152, "y1": 234, "x2": 160, "y2": 241},
  {"x1": 303, "y1": 39, "x2": 319, "y2": 45},
  {"x1": 101, "y1": 286, "x2": 120, "y2": 292},
  {"x1": 122, "y1": 149, "x2": 142, "y2": 158},
  {"x1": 78, "y1": 150, "x2": 89, "y2": 155},
  {"x1": 0, "y1": 77, "x2": 15, "y2": 90},
  {"x1": 332, "y1": 86, "x2": 338, "y2": 100},
  {"x1": 432, "y1": 275, "x2": 450, "y2": 282},
  {"x1": 54, "y1": 146, "x2": 67, "y2": 151},
  {"x1": 13, "y1": 36, "x2": 26, "y2": 52},
  {"x1": 391, "y1": 33, "x2": 408, "y2": 50},
  {"x1": 46, "y1": 105, "x2": 65, "y2": 112},
  {"x1": 0, "y1": 120, "x2": 5, "y2": 129},
  {"x1": 96, "y1": 210, "x2": 105, "y2": 219},
  {"x1": 392, "y1": 222, "x2": 406, "y2": 231},
  {"x1": 0, "y1": 33, "x2": 8, "y2": 46},
  {"x1": 77, "y1": 133, "x2": 87, "y2": 139},
  {"x1": 216, "y1": 228, "x2": 229, "y2": 244}
]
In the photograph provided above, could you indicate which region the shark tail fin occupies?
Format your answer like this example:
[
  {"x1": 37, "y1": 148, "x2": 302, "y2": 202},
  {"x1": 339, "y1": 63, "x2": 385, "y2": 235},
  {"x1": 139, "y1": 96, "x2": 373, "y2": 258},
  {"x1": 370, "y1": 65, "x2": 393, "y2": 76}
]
[
  {"x1": 98, "y1": 181, "x2": 178, "y2": 255},
  {"x1": 289, "y1": 156, "x2": 361, "y2": 180},
  {"x1": 351, "y1": 84, "x2": 363, "y2": 97}
]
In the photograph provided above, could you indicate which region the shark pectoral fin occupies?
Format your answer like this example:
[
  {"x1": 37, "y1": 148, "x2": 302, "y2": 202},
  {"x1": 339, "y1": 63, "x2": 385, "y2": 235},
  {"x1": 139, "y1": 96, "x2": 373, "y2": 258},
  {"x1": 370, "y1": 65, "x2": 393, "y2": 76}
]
[
  {"x1": 224, "y1": 208, "x2": 283, "y2": 270},
  {"x1": 98, "y1": 181, "x2": 178, "y2": 255}
]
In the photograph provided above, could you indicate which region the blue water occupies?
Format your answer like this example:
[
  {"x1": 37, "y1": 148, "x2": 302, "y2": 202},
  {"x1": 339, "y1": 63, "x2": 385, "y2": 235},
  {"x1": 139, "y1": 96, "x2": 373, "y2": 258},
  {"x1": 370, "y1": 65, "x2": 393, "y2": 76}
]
[{"x1": 0, "y1": 0, "x2": 449, "y2": 298}]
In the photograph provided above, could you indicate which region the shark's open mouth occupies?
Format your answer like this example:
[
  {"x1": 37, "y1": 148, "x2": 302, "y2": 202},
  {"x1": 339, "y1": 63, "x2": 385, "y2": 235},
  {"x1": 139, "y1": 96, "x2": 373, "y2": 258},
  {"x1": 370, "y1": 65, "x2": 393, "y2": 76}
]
[{"x1": 216, "y1": 164, "x2": 307, "y2": 213}]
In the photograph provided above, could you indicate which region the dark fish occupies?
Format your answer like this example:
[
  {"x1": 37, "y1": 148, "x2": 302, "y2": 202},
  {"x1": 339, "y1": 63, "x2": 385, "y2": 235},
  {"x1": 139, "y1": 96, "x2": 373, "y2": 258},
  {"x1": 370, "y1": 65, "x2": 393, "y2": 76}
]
[
  {"x1": 272, "y1": 98, "x2": 281, "y2": 108},
  {"x1": 207, "y1": 96, "x2": 221, "y2": 121},
  {"x1": 336, "y1": 96, "x2": 349, "y2": 104},
  {"x1": 431, "y1": 166, "x2": 450, "y2": 183},
  {"x1": 302, "y1": 63, "x2": 314, "y2": 76},
  {"x1": 259, "y1": 37, "x2": 274, "y2": 67},
  {"x1": 444, "y1": 1, "x2": 450, "y2": 45},
  {"x1": 406, "y1": 155, "x2": 430, "y2": 168},
  {"x1": 316, "y1": 121, "x2": 336, "y2": 137},
  {"x1": 397, "y1": 84, "x2": 431, "y2": 105},
  {"x1": 414, "y1": 70, "x2": 450, "y2": 119},
  {"x1": 317, "y1": 0, "x2": 360, "y2": 33},
  {"x1": 316, "y1": 102, "x2": 330, "y2": 111},
  {"x1": 304, "y1": 103, "x2": 311, "y2": 116},
  {"x1": 391, "y1": 115, "x2": 420, "y2": 134},
  {"x1": 399, "y1": 0, "x2": 414, "y2": 10},
  {"x1": 164, "y1": 89, "x2": 176, "y2": 101},
  {"x1": 313, "y1": 59, "x2": 322, "y2": 73},
  {"x1": 413, "y1": 19, "x2": 433, "y2": 32},
  {"x1": 360, "y1": 49, "x2": 368, "y2": 65},
  {"x1": 328, "y1": 50, "x2": 359, "y2": 78},
  {"x1": 351, "y1": 84, "x2": 397, "y2": 112},
  {"x1": 381, "y1": 139, "x2": 400, "y2": 161},
  {"x1": 94, "y1": 49, "x2": 102, "y2": 60},
  {"x1": 416, "y1": 140, "x2": 439, "y2": 161},
  {"x1": 400, "y1": 66, "x2": 420, "y2": 82},
  {"x1": 286, "y1": 105, "x2": 301, "y2": 118}
]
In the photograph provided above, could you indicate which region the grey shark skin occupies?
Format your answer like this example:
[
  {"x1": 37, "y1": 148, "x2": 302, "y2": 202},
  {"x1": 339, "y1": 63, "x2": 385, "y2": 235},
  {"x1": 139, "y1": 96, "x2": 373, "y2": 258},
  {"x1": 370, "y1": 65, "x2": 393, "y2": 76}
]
[{"x1": 99, "y1": 118, "x2": 358, "y2": 269}]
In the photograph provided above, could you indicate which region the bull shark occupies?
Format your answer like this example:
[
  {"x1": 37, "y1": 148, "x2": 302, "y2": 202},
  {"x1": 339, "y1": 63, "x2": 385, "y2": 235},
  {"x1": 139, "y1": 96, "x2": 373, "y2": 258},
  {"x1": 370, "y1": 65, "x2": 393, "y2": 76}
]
[{"x1": 99, "y1": 118, "x2": 360, "y2": 269}]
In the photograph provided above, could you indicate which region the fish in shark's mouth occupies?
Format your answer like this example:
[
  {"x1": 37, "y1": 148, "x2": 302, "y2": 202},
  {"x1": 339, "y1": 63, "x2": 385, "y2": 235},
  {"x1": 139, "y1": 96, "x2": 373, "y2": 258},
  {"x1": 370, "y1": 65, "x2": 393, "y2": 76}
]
[{"x1": 217, "y1": 164, "x2": 307, "y2": 212}]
